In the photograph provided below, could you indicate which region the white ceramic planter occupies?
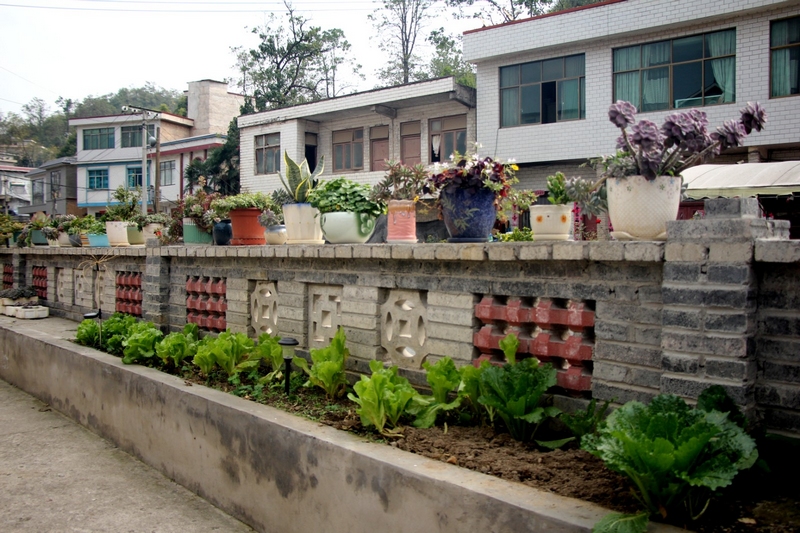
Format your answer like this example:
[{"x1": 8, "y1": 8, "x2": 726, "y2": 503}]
[
  {"x1": 529, "y1": 204, "x2": 573, "y2": 241},
  {"x1": 320, "y1": 212, "x2": 377, "y2": 244},
  {"x1": 283, "y1": 203, "x2": 324, "y2": 244},
  {"x1": 57, "y1": 233, "x2": 72, "y2": 247},
  {"x1": 265, "y1": 225, "x2": 288, "y2": 245},
  {"x1": 15, "y1": 306, "x2": 49, "y2": 319},
  {"x1": 105, "y1": 221, "x2": 130, "y2": 247},
  {"x1": 142, "y1": 223, "x2": 163, "y2": 241},
  {"x1": 607, "y1": 175, "x2": 682, "y2": 240}
]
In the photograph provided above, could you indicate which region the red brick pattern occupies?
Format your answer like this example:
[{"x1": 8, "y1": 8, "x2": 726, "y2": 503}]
[
  {"x1": 32, "y1": 266, "x2": 47, "y2": 300},
  {"x1": 186, "y1": 276, "x2": 227, "y2": 332},
  {"x1": 116, "y1": 272, "x2": 142, "y2": 316},
  {"x1": 3, "y1": 264, "x2": 12, "y2": 290},
  {"x1": 474, "y1": 296, "x2": 595, "y2": 395}
]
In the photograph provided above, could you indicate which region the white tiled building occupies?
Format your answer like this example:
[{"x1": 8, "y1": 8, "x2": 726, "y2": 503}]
[
  {"x1": 463, "y1": 0, "x2": 800, "y2": 189},
  {"x1": 69, "y1": 80, "x2": 244, "y2": 215},
  {"x1": 237, "y1": 77, "x2": 477, "y2": 193}
]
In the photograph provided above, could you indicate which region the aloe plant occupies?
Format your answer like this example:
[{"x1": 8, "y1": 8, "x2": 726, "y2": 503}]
[{"x1": 278, "y1": 151, "x2": 325, "y2": 203}]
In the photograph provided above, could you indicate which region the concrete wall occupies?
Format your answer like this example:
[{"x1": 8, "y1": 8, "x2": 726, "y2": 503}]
[
  {"x1": 187, "y1": 80, "x2": 245, "y2": 137},
  {"x1": 2, "y1": 198, "x2": 799, "y2": 436},
  {"x1": 0, "y1": 317, "x2": 683, "y2": 533}
]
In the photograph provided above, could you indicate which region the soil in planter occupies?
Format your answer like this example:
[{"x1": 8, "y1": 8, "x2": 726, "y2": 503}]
[{"x1": 106, "y1": 357, "x2": 800, "y2": 533}]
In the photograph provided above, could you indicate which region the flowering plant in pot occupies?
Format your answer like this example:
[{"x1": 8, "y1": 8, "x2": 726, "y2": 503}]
[
  {"x1": 103, "y1": 186, "x2": 142, "y2": 246},
  {"x1": 258, "y1": 207, "x2": 286, "y2": 245},
  {"x1": 131, "y1": 212, "x2": 170, "y2": 241},
  {"x1": 210, "y1": 192, "x2": 273, "y2": 245},
  {"x1": 425, "y1": 146, "x2": 518, "y2": 242},
  {"x1": 278, "y1": 152, "x2": 325, "y2": 244},
  {"x1": 307, "y1": 177, "x2": 386, "y2": 244},
  {"x1": 182, "y1": 189, "x2": 220, "y2": 244},
  {"x1": 569, "y1": 101, "x2": 767, "y2": 240},
  {"x1": 371, "y1": 161, "x2": 428, "y2": 243},
  {"x1": 528, "y1": 172, "x2": 575, "y2": 241}
]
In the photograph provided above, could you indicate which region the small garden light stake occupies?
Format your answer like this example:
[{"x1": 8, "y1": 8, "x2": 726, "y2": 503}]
[{"x1": 278, "y1": 337, "x2": 299, "y2": 396}]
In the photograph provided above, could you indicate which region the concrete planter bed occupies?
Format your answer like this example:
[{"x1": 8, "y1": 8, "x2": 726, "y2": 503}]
[{"x1": 0, "y1": 316, "x2": 683, "y2": 533}]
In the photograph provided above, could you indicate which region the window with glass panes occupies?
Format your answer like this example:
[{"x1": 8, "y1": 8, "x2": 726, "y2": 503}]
[
  {"x1": 160, "y1": 160, "x2": 176, "y2": 186},
  {"x1": 127, "y1": 167, "x2": 143, "y2": 188},
  {"x1": 255, "y1": 133, "x2": 281, "y2": 174},
  {"x1": 429, "y1": 115, "x2": 467, "y2": 163},
  {"x1": 613, "y1": 29, "x2": 736, "y2": 111},
  {"x1": 50, "y1": 171, "x2": 61, "y2": 192},
  {"x1": 500, "y1": 54, "x2": 585, "y2": 127},
  {"x1": 121, "y1": 125, "x2": 156, "y2": 148},
  {"x1": 332, "y1": 129, "x2": 363, "y2": 171},
  {"x1": 87, "y1": 169, "x2": 108, "y2": 189},
  {"x1": 32, "y1": 180, "x2": 44, "y2": 204},
  {"x1": 771, "y1": 16, "x2": 800, "y2": 98},
  {"x1": 83, "y1": 128, "x2": 115, "y2": 150}
]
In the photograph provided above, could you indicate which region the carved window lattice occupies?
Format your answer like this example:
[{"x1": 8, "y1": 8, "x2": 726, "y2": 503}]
[
  {"x1": 474, "y1": 296, "x2": 595, "y2": 395},
  {"x1": 186, "y1": 276, "x2": 227, "y2": 332},
  {"x1": 32, "y1": 266, "x2": 47, "y2": 300},
  {"x1": 309, "y1": 285, "x2": 342, "y2": 349},
  {"x1": 380, "y1": 289, "x2": 428, "y2": 369},
  {"x1": 115, "y1": 272, "x2": 142, "y2": 317},
  {"x1": 3, "y1": 264, "x2": 12, "y2": 289},
  {"x1": 251, "y1": 281, "x2": 279, "y2": 336}
]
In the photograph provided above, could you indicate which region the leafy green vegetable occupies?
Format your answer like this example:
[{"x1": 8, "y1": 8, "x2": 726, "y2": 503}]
[
  {"x1": 347, "y1": 360, "x2": 419, "y2": 436},
  {"x1": 100, "y1": 313, "x2": 138, "y2": 356},
  {"x1": 412, "y1": 357, "x2": 463, "y2": 429},
  {"x1": 592, "y1": 512, "x2": 649, "y2": 533},
  {"x1": 561, "y1": 398, "x2": 613, "y2": 439},
  {"x1": 194, "y1": 332, "x2": 255, "y2": 376},
  {"x1": 250, "y1": 333, "x2": 285, "y2": 383},
  {"x1": 121, "y1": 322, "x2": 163, "y2": 364},
  {"x1": 499, "y1": 333, "x2": 519, "y2": 365},
  {"x1": 156, "y1": 331, "x2": 197, "y2": 367},
  {"x1": 294, "y1": 326, "x2": 349, "y2": 398},
  {"x1": 193, "y1": 340, "x2": 216, "y2": 376},
  {"x1": 697, "y1": 385, "x2": 747, "y2": 429},
  {"x1": 76, "y1": 319, "x2": 101, "y2": 348},
  {"x1": 458, "y1": 360, "x2": 491, "y2": 422},
  {"x1": 583, "y1": 394, "x2": 758, "y2": 527},
  {"x1": 478, "y1": 357, "x2": 558, "y2": 442}
]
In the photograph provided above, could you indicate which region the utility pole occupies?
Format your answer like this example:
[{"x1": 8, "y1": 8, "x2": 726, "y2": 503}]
[
  {"x1": 141, "y1": 112, "x2": 148, "y2": 216},
  {"x1": 154, "y1": 129, "x2": 161, "y2": 213}
]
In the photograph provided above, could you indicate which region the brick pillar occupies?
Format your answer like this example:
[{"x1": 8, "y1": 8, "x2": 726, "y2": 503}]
[
  {"x1": 661, "y1": 198, "x2": 789, "y2": 415},
  {"x1": 12, "y1": 252, "x2": 26, "y2": 289},
  {"x1": 142, "y1": 243, "x2": 171, "y2": 328}
]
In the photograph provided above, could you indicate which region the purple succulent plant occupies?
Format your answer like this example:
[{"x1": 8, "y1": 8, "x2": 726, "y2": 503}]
[
  {"x1": 630, "y1": 120, "x2": 663, "y2": 152},
  {"x1": 739, "y1": 102, "x2": 767, "y2": 134},
  {"x1": 608, "y1": 101, "x2": 637, "y2": 128},
  {"x1": 711, "y1": 120, "x2": 747, "y2": 150}
]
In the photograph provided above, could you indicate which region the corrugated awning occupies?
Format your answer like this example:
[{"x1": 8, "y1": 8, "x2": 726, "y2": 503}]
[{"x1": 682, "y1": 161, "x2": 800, "y2": 199}]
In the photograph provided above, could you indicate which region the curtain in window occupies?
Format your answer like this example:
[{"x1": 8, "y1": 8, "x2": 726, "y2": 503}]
[
  {"x1": 642, "y1": 67, "x2": 669, "y2": 111},
  {"x1": 558, "y1": 79, "x2": 580, "y2": 120},
  {"x1": 501, "y1": 88, "x2": 519, "y2": 127},
  {"x1": 771, "y1": 21, "x2": 795, "y2": 97},
  {"x1": 706, "y1": 31, "x2": 736, "y2": 103},
  {"x1": 614, "y1": 72, "x2": 640, "y2": 107},
  {"x1": 613, "y1": 47, "x2": 640, "y2": 71},
  {"x1": 431, "y1": 135, "x2": 441, "y2": 158}
]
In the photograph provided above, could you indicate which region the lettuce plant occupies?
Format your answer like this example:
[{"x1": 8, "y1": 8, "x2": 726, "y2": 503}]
[
  {"x1": 412, "y1": 357, "x2": 462, "y2": 428},
  {"x1": 294, "y1": 326, "x2": 349, "y2": 398},
  {"x1": 247, "y1": 333, "x2": 284, "y2": 383},
  {"x1": 458, "y1": 360, "x2": 491, "y2": 422},
  {"x1": 100, "y1": 313, "x2": 138, "y2": 356},
  {"x1": 347, "y1": 360, "x2": 419, "y2": 436},
  {"x1": 583, "y1": 394, "x2": 758, "y2": 532},
  {"x1": 121, "y1": 322, "x2": 163, "y2": 364},
  {"x1": 478, "y1": 357, "x2": 558, "y2": 442},
  {"x1": 76, "y1": 319, "x2": 101, "y2": 348},
  {"x1": 155, "y1": 324, "x2": 199, "y2": 368}
]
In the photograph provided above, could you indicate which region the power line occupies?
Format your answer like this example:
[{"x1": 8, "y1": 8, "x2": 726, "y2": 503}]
[
  {"x1": 0, "y1": 96, "x2": 26, "y2": 105},
  {"x1": 0, "y1": 65, "x2": 60, "y2": 97},
  {"x1": 0, "y1": 2, "x2": 378, "y2": 12}
]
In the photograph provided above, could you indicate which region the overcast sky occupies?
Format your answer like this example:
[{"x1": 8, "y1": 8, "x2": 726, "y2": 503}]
[{"x1": 0, "y1": 0, "x2": 479, "y2": 117}]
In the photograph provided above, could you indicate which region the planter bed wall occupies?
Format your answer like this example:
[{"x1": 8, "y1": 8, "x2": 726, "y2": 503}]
[
  {"x1": 0, "y1": 317, "x2": 678, "y2": 533},
  {"x1": 1, "y1": 198, "x2": 799, "y2": 437}
]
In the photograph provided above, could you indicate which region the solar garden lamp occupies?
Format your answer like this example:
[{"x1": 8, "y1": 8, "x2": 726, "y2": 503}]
[
  {"x1": 83, "y1": 309, "x2": 103, "y2": 346},
  {"x1": 278, "y1": 337, "x2": 299, "y2": 396}
]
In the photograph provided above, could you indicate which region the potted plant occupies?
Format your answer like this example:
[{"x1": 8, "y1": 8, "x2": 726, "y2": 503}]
[
  {"x1": 371, "y1": 161, "x2": 427, "y2": 243},
  {"x1": 585, "y1": 101, "x2": 767, "y2": 240},
  {"x1": 52, "y1": 215, "x2": 77, "y2": 246},
  {"x1": 0, "y1": 214, "x2": 24, "y2": 247},
  {"x1": 211, "y1": 192, "x2": 272, "y2": 246},
  {"x1": 103, "y1": 186, "x2": 142, "y2": 247},
  {"x1": 307, "y1": 177, "x2": 385, "y2": 244},
  {"x1": 86, "y1": 217, "x2": 109, "y2": 247},
  {"x1": 278, "y1": 152, "x2": 325, "y2": 244},
  {"x1": 258, "y1": 208, "x2": 286, "y2": 245},
  {"x1": 132, "y1": 212, "x2": 170, "y2": 242},
  {"x1": 25, "y1": 213, "x2": 51, "y2": 246},
  {"x1": 528, "y1": 172, "x2": 575, "y2": 241},
  {"x1": 182, "y1": 189, "x2": 219, "y2": 245},
  {"x1": 425, "y1": 146, "x2": 518, "y2": 242}
]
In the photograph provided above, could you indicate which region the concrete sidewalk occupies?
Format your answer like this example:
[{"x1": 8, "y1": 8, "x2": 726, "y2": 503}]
[{"x1": 0, "y1": 379, "x2": 253, "y2": 533}]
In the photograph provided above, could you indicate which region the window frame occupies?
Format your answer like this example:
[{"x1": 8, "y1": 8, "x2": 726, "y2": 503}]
[
  {"x1": 121, "y1": 125, "x2": 156, "y2": 148},
  {"x1": 499, "y1": 54, "x2": 586, "y2": 128},
  {"x1": 612, "y1": 28, "x2": 737, "y2": 111},
  {"x1": 31, "y1": 179, "x2": 45, "y2": 205},
  {"x1": 332, "y1": 128, "x2": 364, "y2": 172},
  {"x1": 429, "y1": 115, "x2": 468, "y2": 163},
  {"x1": 82, "y1": 128, "x2": 115, "y2": 150},
  {"x1": 87, "y1": 168, "x2": 109, "y2": 190},
  {"x1": 770, "y1": 15, "x2": 800, "y2": 99},
  {"x1": 127, "y1": 166, "x2": 143, "y2": 188},
  {"x1": 160, "y1": 160, "x2": 176, "y2": 186},
  {"x1": 255, "y1": 133, "x2": 281, "y2": 175}
]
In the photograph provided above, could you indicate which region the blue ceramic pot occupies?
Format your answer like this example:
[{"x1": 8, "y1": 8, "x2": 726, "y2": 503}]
[
  {"x1": 213, "y1": 219, "x2": 233, "y2": 246},
  {"x1": 87, "y1": 234, "x2": 110, "y2": 247},
  {"x1": 439, "y1": 187, "x2": 496, "y2": 242}
]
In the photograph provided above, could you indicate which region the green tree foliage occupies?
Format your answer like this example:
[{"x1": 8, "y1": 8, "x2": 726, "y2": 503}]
[
  {"x1": 203, "y1": 118, "x2": 241, "y2": 195},
  {"x1": 370, "y1": 0, "x2": 434, "y2": 86},
  {"x1": 72, "y1": 82, "x2": 186, "y2": 118},
  {"x1": 445, "y1": 0, "x2": 553, "y2": 25},
  {"x1": 231, "y1": 2, "x2": 358, "y2": 112},
  {"x1": 427, "y1": 28, "x2": 476, "y2": 87},
  {"x1": 549, "y1": 0, "x2": 605, "y2": 12}
]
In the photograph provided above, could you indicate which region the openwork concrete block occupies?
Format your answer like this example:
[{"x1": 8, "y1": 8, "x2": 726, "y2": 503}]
[
  {"x1": 309, "y1": 284, "x2": 343, "y2": 349},
  {"x1": 56, "y1": 267, "x2": 72, "y2": 304},
  {"x1": 381, "y1": 289, "x2": 429, "y2": 369},
  {"x1": 74, "y1": 269, "x2": 93, "y2": 309},
  {"x1": 251, "y1": 281, "x2": 279, "y2": 336}
]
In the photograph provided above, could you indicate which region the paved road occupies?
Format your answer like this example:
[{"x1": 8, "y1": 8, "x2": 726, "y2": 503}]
[{"x1": 0, "y1": 379, "x2": 253, "y2": 533}]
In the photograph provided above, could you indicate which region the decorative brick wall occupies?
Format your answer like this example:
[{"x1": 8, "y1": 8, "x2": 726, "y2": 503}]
[
  {"x1": 2, "y1": 198, "x2": 798, "y2": 437},
  {"x1": 32, "y1": 266, "x2": 47, "y2": 300},
  {"x1": 3, "y1": 263, "x2": 12, "y2": 290},
  {"x1": 115, "y1": 272, "x2": 142, "y2": 317}
]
